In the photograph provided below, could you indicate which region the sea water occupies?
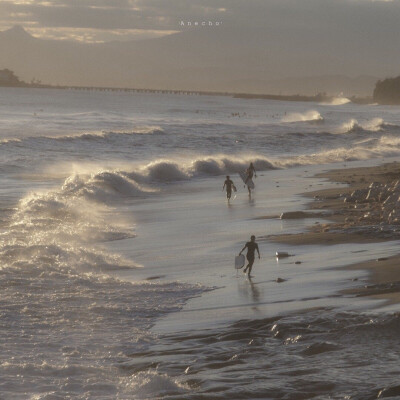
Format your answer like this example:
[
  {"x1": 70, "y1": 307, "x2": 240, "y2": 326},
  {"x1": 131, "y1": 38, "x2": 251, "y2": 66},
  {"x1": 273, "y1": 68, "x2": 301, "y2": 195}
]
[{"x1": 2, "y1": 87, "x2": 400, "y2": 399}]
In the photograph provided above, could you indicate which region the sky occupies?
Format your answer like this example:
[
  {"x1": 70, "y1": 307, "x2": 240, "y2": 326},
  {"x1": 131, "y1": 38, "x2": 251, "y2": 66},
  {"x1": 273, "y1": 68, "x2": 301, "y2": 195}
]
[
  {"x1": 0, "y1": 0, "x2": 399, "y2": 43},
  {"x1": 1, "y1": 0, "x2": 400, "y2": 94}
]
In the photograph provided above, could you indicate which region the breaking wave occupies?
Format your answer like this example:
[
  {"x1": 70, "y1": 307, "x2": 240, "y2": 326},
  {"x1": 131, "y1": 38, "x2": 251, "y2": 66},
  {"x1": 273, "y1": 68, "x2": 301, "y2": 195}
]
[
  {"x1": 321, "y1": 97, "x2": 351, "y2": 106},
  {"x1": 57, "y1": 155, "x2": 276, "y2": 203},
  {"x1": 340, "y1": 118, "x2": 399, "y2": 134},
  {"x1": 276, "y1": 135, "x2": 400, "y2": 167},
  {"x1": 282, "y1": 110, "x2": 324, "y2": 123},
  {"x1": 132, "y1": 156, "x2": 275, "y2": 182},
  {"x1": 38, "y1": 136, "x2": 400, "y2": 206},
  {"x1": 0, "y1": 125, "x2": 164, "y2": 147},
  {"x1": 61, "y1": 125, "x2": 164, "y2": 141},
  {"x1": 0, "y1": 135, "x2": 207, "y2": 399},
  {"x1": 0, "y1": 154, "x2": 207, "y2": 397},
  {"x1": 62, "y1": 171, "x2": 155, "y2": 202},
  {"x1": 4, "y1": 134, "x2": 400, "y2": 290}
]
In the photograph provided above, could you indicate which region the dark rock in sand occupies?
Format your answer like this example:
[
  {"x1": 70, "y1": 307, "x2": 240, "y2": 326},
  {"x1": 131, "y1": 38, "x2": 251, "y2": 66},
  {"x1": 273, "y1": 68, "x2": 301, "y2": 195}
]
[
  {"x1": 276, "y1": 251, "x2": 291, "y2": 258},
  {"x1": 146, "y1": 275, "x2": 165, "y2": 280},
  {"x1": 280, "y1": 211, "x2": 308, "y2": 220}
]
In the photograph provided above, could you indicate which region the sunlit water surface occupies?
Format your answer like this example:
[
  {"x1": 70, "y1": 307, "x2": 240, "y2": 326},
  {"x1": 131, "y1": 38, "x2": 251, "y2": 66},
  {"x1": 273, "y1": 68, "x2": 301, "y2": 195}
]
[{"x1": 1, "y1": 88, "x2": 400, "y2": 399}]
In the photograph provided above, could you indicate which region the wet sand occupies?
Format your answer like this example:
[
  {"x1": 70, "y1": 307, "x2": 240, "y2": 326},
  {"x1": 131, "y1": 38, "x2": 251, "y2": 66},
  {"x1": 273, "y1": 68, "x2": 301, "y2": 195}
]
[
  {"x1": 270, "y1": 161, "x2": 400, "y2": 304},
  {"x1": 342, "y1": 255, "x2": 400, "y2": 304}
]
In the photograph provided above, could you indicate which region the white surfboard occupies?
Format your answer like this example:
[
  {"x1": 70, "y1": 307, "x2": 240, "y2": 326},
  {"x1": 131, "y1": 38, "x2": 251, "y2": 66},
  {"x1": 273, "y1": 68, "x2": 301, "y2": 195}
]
[
  {"x1": 239, "y1": 171, "x2": 255, "y2": 189},
  {"x1": 235, "y1": 254, "x2": 245, "y2": 269}
]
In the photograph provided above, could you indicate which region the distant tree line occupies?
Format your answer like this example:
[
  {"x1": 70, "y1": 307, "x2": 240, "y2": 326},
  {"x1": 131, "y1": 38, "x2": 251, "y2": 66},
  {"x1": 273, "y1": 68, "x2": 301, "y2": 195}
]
[
  {"x1": 0, "y1": 68, "x2": 45, "y2": 87},
  {"x1": 0, "y1": 68, "x2": 25, "y2": 86},
  {"x1": 373, "y1": 76, "x2": 400, "y2": 105}
]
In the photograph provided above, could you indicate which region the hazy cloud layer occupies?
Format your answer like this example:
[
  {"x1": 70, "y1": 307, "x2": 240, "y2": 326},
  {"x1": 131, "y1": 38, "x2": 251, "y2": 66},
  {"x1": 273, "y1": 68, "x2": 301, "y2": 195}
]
[{"x1": 1, "y1": 0, "x2": 400, "y2": 42}]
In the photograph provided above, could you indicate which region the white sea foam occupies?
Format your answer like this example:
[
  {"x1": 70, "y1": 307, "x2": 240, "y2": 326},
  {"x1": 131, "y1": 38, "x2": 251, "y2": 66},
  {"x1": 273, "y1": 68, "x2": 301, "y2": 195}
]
[
  {"x1": 0, "y1": 159, "x2": 204, "y2": 398},
  {"x1": 340, "y1": 118, "x2": 363, "y2": 133},
  {"x1": 248, "y1": 136, "x2": 397, "y2": 169},
  {"x1": 0, "y1": 257, "x2": 202, "y2": 398},
  {"x1": 4, "y1": 189, "x2": 137, "y2": 274},
  {"x1": 62, "y1": 171, "x2": 156, "y2": 202},
  {"x1": 123, "y1": 370, "x2": 190, "y2": 398},
  {"x1": 0, "y1": 138, "x2": 21, "y2": 145},
  {"x1": 339, "y1": 117, "x2": 394, "y2": 134}
]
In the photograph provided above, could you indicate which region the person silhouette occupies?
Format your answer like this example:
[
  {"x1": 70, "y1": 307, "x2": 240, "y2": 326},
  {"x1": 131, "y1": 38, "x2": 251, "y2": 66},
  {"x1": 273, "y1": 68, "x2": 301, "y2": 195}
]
[
  {"x1": 223, "y1": 175, "x2": 236, "y2": 201},
  {"x1": 239, "y1": 235, "x2": 260, "y2": 277},
  {"x1": 244, "y1": 163, "x2": 257, "y2": 196}
]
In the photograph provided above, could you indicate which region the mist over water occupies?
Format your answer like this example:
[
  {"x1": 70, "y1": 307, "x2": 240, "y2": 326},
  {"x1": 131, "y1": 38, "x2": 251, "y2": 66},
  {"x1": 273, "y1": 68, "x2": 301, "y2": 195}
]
[{"x1": 2, "y1": 88, "x2": 400, "y2": 398}]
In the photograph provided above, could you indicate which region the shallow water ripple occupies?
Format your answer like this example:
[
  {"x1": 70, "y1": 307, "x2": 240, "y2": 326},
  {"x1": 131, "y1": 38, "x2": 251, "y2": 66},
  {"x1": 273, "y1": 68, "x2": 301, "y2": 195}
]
[{"x1": 124, "y1": 310, "x2": 400, "y2": 399}]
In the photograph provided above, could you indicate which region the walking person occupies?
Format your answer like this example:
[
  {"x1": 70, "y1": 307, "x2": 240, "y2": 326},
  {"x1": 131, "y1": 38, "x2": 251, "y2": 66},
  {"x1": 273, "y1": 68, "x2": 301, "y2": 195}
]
[
  {"x1": 223, "y1": 175, "x2": 236, "y2": 201},
  {"x1": 239, "y1": 235, "x2": 260, "y2": 277},
  {"x1": 244, "y1": 162, "x2": 257, "y2": 197}
]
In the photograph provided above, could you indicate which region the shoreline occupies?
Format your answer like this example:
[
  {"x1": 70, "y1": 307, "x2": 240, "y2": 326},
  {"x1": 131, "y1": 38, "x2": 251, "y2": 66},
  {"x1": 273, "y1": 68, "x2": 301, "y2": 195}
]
[{"x1": 269, "y1": 161, "x2": 400, "y2": 305}]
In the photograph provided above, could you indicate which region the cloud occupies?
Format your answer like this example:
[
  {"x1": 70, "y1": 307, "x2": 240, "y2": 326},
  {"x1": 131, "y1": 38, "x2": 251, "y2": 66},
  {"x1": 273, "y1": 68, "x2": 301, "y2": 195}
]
[{"x1": 25, "y1": 26, "x2": 179, "y2": 42}]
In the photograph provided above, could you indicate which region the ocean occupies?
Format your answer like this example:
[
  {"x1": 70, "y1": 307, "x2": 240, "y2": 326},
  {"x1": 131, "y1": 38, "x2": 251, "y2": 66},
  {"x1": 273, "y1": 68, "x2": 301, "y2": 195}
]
[{"x1": 2, "y1": 87, "x2": 400, "y2": 399}]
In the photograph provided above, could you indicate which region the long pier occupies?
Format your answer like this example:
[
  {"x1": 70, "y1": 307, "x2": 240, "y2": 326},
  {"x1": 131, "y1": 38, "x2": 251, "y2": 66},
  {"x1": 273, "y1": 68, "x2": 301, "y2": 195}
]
[
  {"x1": 0, "y1": 83, "x2": 372, "y2": 104},
  {"x1": 64, "y1": 86, "x2": 232, "y2": 97}
]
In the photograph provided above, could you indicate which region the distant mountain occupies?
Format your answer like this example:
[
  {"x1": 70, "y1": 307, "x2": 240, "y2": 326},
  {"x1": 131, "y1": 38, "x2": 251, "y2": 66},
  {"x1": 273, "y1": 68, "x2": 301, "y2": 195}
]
[
  {"x1": 1, "y1": 25, "x2": 32, "y2": 40},
  {"x1": 0, "y1": 25, "x2": 380, "y2": 95}
]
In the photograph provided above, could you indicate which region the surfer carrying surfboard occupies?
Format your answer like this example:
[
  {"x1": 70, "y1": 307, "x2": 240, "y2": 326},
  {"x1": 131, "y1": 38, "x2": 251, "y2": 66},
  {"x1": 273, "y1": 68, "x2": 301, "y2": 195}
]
[
  {"x1": 239, "y1": 235, "x2": 260, "y2": 277},
  {"x1": 222, "y1": 175, "x2": 236, "y2": 201},
  {"x1": 239, "y1": 162, "x2": 257, "y2": 196}
]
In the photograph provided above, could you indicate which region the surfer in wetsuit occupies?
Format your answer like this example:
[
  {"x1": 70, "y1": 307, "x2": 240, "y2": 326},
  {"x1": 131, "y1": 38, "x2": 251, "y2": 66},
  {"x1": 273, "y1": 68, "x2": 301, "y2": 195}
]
[
  {"x1": 244, "y1": 163, "x2": 257, "y2": 196},
  {"x1": 239, "y1": 235, "x2": 260, "y2": 277},
  {"x1": 223, "y1": 176, "x2": 236, "y2": 201}
]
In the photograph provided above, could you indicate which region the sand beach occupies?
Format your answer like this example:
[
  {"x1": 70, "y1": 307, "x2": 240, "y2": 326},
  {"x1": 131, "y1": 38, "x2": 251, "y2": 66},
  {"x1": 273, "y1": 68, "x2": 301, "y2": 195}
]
[{"x1": 267, "y1": 162, "x2": 400, "y2": 307}]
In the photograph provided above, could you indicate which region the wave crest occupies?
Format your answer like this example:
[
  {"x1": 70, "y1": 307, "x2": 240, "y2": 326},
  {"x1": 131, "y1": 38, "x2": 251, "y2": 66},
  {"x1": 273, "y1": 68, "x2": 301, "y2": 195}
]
[
  {"x1": 123, "y1": 156, "x2": 276, "y2": 186},
  {"x1": 340, "y1": 118, "x2": 395, "y2": 134},
  {"x1": 0, "y1": 126, "x2": 164, "y2": 147}
]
